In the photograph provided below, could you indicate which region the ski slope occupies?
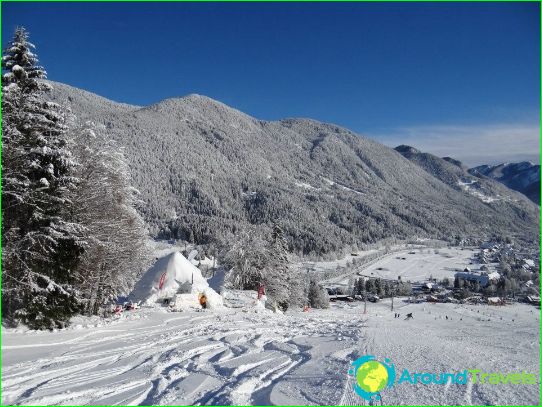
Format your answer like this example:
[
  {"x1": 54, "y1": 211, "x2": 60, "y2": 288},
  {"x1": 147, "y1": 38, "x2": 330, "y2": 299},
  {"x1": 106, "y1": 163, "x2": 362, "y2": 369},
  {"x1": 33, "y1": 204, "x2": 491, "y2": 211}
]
[
  {"x1": 2, "y1": 302, "x2": 539, "y2": 405},
  {"x1": 342, "y1": 299, "x2": 540, "y2": 406}
]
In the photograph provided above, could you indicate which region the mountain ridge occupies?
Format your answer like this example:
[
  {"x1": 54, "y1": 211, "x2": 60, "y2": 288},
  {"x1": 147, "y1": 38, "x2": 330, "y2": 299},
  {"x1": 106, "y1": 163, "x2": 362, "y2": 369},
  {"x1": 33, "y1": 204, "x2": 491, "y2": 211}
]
[
  {"x1": 394, "y1": 145, "x2": 532, "y2": 206},
  {"x1": 468, "y1": 162, "x2": 540, "y2": 205},
  {"x1": 47, "y1": 81, "x2": 539, "y2": 254}
]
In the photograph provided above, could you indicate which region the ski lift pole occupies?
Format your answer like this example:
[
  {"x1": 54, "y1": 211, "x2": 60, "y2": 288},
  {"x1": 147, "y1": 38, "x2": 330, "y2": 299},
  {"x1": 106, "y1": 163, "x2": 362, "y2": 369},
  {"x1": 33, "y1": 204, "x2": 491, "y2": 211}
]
[{"x1": 363, "y1": 290, "x2": 367, "y2": 314}]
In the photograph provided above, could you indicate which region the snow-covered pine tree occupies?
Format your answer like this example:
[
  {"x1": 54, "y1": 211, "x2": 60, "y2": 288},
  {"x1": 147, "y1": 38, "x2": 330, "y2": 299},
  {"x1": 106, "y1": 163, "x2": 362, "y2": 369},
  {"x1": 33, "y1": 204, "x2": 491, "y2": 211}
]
[
  {"x1": 365, "y1": 278, "x2": 375, "y2": 294},
  {"x1": 70, "y1": 122, "x2": 150, "y2": 315},
  {"x1": 355, "y1": 277, "x2": 365, "y2": 295},
  {"x1": 266, "y1": 224, "x2": 306, "y2": 311},
  {"x1": 374, "y1": 278, "x2": 383, "y2": 297},
  {"x1": 2, "y1": 27, "x2": 85, "y2": 329},
  {"x1": 383, "y1": 281, "x2": 391, "y2": 297},
  {"x1": 308, "y1": 279, "x2": 330, "y2": 309}
]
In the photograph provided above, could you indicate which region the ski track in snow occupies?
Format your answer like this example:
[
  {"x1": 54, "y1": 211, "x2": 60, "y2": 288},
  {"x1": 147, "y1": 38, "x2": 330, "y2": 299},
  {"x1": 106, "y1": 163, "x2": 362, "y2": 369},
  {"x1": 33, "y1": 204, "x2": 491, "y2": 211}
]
[
  {"x1": 2, "y1": 301, "x2": 539, "y2": 406},
  {"x1": 2, "y1": 309, "x2": 363, "y2": 406}
]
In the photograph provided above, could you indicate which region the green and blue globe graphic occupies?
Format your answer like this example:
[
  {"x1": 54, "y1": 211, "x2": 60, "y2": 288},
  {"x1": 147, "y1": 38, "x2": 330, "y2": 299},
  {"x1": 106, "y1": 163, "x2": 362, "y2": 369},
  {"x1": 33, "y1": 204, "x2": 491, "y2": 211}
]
[{"x1": 350, "y1": 355, "x2": 396, "y2": 401}]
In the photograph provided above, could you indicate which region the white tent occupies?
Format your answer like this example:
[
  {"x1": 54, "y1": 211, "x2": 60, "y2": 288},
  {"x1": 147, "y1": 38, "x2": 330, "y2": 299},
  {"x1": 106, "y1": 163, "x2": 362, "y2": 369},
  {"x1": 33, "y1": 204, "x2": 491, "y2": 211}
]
[{"x1": 129, "y1": 252, "x2": 223, "y2": 309}]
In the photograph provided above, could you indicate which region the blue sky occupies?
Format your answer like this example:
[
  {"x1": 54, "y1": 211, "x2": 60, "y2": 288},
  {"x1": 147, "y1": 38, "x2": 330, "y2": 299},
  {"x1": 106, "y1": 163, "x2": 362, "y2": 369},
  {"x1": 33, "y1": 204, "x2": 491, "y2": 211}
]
[{"x1": 2, "y1": 1, "x2": 540, "y2": 166}]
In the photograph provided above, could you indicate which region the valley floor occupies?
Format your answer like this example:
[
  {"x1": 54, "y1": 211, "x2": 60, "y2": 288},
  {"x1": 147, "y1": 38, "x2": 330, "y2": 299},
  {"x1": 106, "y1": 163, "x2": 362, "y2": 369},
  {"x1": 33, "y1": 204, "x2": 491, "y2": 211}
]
[{"x1": 2, "y1": 300, "x2": 539, "y2": 406}]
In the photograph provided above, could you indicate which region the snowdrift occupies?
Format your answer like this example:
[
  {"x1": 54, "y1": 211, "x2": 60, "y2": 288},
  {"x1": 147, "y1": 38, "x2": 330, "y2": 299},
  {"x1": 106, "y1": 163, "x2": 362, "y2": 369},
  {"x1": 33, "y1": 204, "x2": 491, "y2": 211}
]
[{"x1": 129, "y1": 252, "x2": 222, "y2": 309}]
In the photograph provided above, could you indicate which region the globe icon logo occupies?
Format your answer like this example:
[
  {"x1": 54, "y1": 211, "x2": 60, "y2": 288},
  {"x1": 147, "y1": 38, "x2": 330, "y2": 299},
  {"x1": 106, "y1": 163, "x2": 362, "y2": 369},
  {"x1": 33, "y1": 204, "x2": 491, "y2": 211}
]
[
  {"x1": 350, "y1": 355, "x2": 396, "y2": 401},
  {"x1": 356, "y1": 360, "x2": 389, "y2": 393}
]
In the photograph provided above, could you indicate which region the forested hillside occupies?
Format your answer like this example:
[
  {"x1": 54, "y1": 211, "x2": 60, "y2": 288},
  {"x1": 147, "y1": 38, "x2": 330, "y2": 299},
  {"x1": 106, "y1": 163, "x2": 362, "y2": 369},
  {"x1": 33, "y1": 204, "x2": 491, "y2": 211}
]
[{"x1": 48, "y1": 83, "x2": 539, "y2": 256}]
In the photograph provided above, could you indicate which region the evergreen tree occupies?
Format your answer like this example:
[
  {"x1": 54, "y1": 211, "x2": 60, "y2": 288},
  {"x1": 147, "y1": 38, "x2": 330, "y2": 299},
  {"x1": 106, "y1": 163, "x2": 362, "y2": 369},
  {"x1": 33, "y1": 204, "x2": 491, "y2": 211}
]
[
  {"x1": 2, "y1": 27, "x2": 84, "y2": 329},
  {"x1": 375, "y1": 278, "x2": 383, "y2": 297},
  {"x1": 266, "y1": 223, "x2": 296, "y2": 310},
  {"x1": 355, "y1": 278, "x2": 365, "y2": 295},
  {"x1": 472, "y1": 280, "x2": 480, "y2": 293},
  {"x1": 454, "y1": 276, "x2": 462, "y2": 289},
  {"x1": 308, "y1": 280, "x2": 329, "y2": 309},
  {"x1": 365, "y1": 279, "x2": 375, "y2": 294},
  {"x1": 383, "y1": 281, "x2": 391, "y2": 297},
  {"x1": 496, "y1": 277, "x2": 508, "y2": 298}
]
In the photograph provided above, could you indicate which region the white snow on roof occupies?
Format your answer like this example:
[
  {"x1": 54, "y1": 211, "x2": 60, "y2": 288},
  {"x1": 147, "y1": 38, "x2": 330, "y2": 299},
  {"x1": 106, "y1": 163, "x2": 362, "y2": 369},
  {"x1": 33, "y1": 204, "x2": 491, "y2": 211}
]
[{"x1": 487, "y1": 272, "x2": 501, "y2": 280}]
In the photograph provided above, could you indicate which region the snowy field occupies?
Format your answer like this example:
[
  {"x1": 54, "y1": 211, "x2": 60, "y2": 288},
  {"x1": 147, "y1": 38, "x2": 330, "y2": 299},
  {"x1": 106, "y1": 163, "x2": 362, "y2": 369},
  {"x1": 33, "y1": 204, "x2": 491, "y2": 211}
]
[
  {"x1": 325, "y1": 248, "x2": 478, "y2": 287},
  {"x1": 2, "y1": 300, "x2": 539, "y2": 405},
  {"x1": 293, "y1": 248, "x2": 380, "y2": 273},
  {"x1": 361, "y1": 248, "x2": 477, "y2": 281}
]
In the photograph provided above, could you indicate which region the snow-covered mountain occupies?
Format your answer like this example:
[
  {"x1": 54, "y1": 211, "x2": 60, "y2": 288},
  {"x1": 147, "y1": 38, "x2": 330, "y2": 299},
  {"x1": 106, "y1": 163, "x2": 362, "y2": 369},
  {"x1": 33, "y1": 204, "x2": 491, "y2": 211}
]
[
  {"x1": 469, "y1": 162, "x2": 540, "y2": 205},
  {"x1": 47, "y1": 82, "x2": 539, "y2": 254},
  {"x1": 394, "y1": 145, "x2": 528, "y2": 205}
]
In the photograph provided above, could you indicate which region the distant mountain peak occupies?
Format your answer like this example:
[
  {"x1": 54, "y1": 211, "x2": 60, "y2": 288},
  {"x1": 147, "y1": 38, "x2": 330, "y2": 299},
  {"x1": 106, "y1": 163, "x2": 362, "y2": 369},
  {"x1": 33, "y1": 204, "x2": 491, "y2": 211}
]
[
  {"x1": 442, "y1": 156, "x2": 467, "y2": 170},
  {"x1": 468, "y1": 162, "x2": 540, "y2": 205},
  {"x1": 145, "y1": 93, "x2": 234, "y2": 110},
  {"x1": 394, "y1": 145, "x2": 420, "y2": 154}
]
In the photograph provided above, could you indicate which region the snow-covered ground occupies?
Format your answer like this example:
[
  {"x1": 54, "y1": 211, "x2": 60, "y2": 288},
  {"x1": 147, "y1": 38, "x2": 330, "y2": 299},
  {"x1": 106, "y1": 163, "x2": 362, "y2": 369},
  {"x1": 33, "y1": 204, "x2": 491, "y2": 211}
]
[
  {"x1": 360, "y1": 248, "x2": 477, "y2": 282},
  {"x1": 324, "y1": 248, "x2": 478, "y2": 288},
  {"x1": 2, "y1": 300, "x2": 539, "y2": 405},
  {"x1": 341, "y1": 300, "x2": 540, "y2": 406},
  {"x1": 457, "y1": 180, "x2": 501, "y2": 204},
  {"x1": 294, "y1": 248, "x2": 379, "y2": 273}
]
